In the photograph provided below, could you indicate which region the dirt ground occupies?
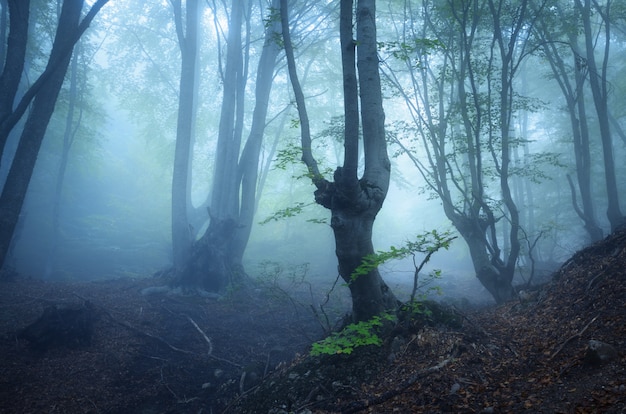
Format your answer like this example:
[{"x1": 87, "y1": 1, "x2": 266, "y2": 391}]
[
  {"x1": 1, "y1": 229, "x2": 625, "y2": 413},
  {"x1": 0, "y1": 273, "x2": 328, "y2": 413}
]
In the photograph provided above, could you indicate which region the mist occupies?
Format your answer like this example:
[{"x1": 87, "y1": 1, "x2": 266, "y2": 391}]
[
  {"x1": 2, "y1": 1, "x2": 626, "y2": 412},
  {"x1": 3, "y1": 0, "x2": 624, "y2": 310}
]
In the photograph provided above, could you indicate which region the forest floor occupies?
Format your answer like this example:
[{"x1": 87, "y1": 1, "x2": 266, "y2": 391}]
[{"x1": 1, "y1": 228, "x2": 625, "y2": 413}]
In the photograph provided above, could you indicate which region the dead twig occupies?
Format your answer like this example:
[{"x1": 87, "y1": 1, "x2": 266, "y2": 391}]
[
  {"x1": 186, "y1": 315, "x2": 213, "y2": 355},
  {"x1": 587, "y1": 269, "x2": 607, "y2": 291},
  {"x1": 549, "y1": 314, "x2": 598, "y2": 360}
]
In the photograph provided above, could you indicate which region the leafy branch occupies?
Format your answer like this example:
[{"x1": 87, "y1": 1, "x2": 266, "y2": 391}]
[
  {"x1": 350, "y1": 230, "x2": 456, "y2": 302},
  {"x1": 310, "y1": 313, "x2": 396, "y2": 356},
  {"x1": 259, "y1": 202, "x2": 311, "y2": 224}
]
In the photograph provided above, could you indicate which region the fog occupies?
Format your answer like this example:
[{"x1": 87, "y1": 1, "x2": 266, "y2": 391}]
[{"x1": 3, "y1": 0, "x2": 626, "y2": 311}]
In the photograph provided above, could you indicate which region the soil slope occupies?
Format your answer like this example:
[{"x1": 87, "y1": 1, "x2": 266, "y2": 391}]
[{"x1": 233, "y1": 229, "x2": 626, "y2": 413}]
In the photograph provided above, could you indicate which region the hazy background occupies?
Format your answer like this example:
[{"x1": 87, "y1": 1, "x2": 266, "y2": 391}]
[{"x1": 3, "y1": 0, "x2": 625, "y2": 308}]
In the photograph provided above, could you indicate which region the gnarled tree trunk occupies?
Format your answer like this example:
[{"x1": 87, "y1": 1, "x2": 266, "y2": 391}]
[{"x1": 281, "y1": 0, "x2": 398, "y2": 322}]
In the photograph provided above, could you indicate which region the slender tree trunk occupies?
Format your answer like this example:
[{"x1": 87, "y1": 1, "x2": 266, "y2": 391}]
[
  {"x1": 0, "y1": 0, "x2": 7, "y2": 66},
  {"x1": 535, "y1": 11, "x2": 603, "y2": 242},
  {"x1": 233, "y1": 0, "x2": 281, "y2": 265},
  {"x1": 0, "y1": 0, "x2": 108, "y2": 164},
  {"x1": 171, "y1": 0, "x2": 199, "y2": 269},
  {"x1": 0, "y1": 0, "x2": 85, "y2": 269},
  {"x1": 572, "y1": 61, "x2": 603, "y2": 241},
  {"x1": 0, "y1": 0, "x2": 29, "y2": 159},
  {"x1": 577, "y1": 0, "x2": 625, "y2": 232},
  {"x1": 211, "y1": 1, "x2": 244, "y2": 220},
  {"x1": 45, "y1": 43, "x2": 83, "y2": 279}
]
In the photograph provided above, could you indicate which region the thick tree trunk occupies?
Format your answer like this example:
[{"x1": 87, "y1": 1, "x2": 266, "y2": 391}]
[
  {"x1": 450, "y1": 214, "x2": 515, "y2": 304},
  {"x1": 174, "y1": 216, "x2": 238, "y2": 292},
  {"x1": 328, "y1": 181, "x2": 398, "y2": 321},
  {"x1": 281, "y1": 0, "x2": 398, "y2": 322},
  {"x1": 463, "y1": 230, "x2": 514, "y2": 304},
  {"x1": 172, "y1": 1, "x2": 279, "y2": 291}
]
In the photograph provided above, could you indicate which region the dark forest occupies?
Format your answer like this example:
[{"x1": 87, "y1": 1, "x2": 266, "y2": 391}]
[{"x1": 1, "y1": 0, "x2": 625, "y2": 412}]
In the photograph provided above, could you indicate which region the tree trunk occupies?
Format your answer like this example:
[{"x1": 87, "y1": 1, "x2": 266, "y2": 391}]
[
  {"x1": 0, "y1": 0, "x2": 7, "y2": 67},
  {"x1": 0, "y1": 0, "x2": 29, "y2": 158},
  {"x1": 171, "y1": 0, "x2": 199, "y2": 269},
  {"x1": 327, "y1": 176, "x2": 399, "y2": 321},
  {"x1": 175, "y1": 215, "x2": 238, "y2": 292},
  {"x1": 0, "y1": 0, "x2": 85, "y2": 270},
  {"x1": 172, "y1": 1, "x2": 279, "y2": 291},
  {"x1": 534, "y1": 10, "x2": 603, "y2": 242},
  {"x1": 0, "y1": 0, "x2": 108, "y2": 164},
  {"x1": 211, "y1": 1, "x2": 244, "y2": 221},
  {"x1": 281, "y1": 0, "x2": 398, "y2": 322},
  {"x1": 45, "y1": 42, "x2": 83, "y2": 279},
  {"x1": 457, "y1": 221, "x2": 514, "y2": 303},
  {"x1": 233, "y1": 0, "x2": 281, "y2": 265},
  {"x1": 577, "y1": 0, "x2": 625, "y2": 232}
]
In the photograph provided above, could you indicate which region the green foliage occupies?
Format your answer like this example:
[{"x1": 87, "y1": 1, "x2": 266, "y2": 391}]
[
  {"x1": 350, "y1": 230, "x2": 456, "y2": 282},
  {"x1": 400, "y1": 300, "x2": 433, "y2": 318},
  {"x1": 310, "y1": 313, "x2": 396, "y2": 356},
  {"x1": 290, "y1": 118, "x2": 301, "y2": 129},
  {"x1": 259, "y1": 201, "x2": 328, "y2": 225},
  {"x1": 273, "y1": 142, "x2": 303, "y2": 171},
  {"x1": 264, "y1": 7, "x2": 284, "y2": 48},
  {"x1": 400, "y1": 299, "x2": 463, "y2": 329},
  {"x1": 378, "y1": 38, "x2": 445, "y2": 67},
  {"x1": 259, "y1": 201, "x2": 310, "y2": 224}
]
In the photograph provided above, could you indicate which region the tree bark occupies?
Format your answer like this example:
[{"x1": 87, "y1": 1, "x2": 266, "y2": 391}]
[
  {"x1": 173, "y1": 1, "x2": 279, "y2": 290},
  {"x1": 171, "y1": 0, "x2": 200, "y2": 269},
  {"x1": 233, "y1": 0, "x2": 281, "y2": 265},
  {"x1": 0, "y1": 0, "x2": 91, "y2": 269},
  {"x1": 0, "y1": 0, "x2": 108, "y2": 164},
  {"x1": 45, "y1": 42, "x2": 83, "y2": 279},
  {"x1": 281, "y1": 0, "x2": 398, "y2": 322},
  {"x1": 576, "y1": 0, "x2": 625, "y2": 232},
  {"x1": 0, "y1": 0, "x2": 29, "y2": 159}
]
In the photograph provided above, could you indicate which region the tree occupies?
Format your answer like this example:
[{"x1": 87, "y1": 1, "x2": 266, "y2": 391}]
[
  {"x1": 281, "y1": 0, "x2": 399, "y2": 322},
  {"x1": 0, "y1": 0, "x2": 110, "y2": 270},
  {"x1": 381, "y1": 0, "x2": 542, "y2": 303},
  {"x1": 44, "y1": 41, "x2": 82, "y2": 278},
  {"x1": 533, "y1": 1, "x2": 603, "y2": 242},
  {"x1": 171, "y1": 0, "x2": 200, "y2": 269},
  {"x1": 174, "y1": 0, "x2": 283, "y2": 291},
  {"x1": 574, "y1": 0, "x2": 625, "y2": 232}
]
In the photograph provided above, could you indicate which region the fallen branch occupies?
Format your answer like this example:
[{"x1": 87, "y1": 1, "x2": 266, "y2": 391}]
[
  {"x1": 549, "y1": 314, "x2": 598, "y2": 360},
  {"x1": 98, "y1": 302, "x2": 195, "y2": 356},
  {"x1": 183, "y1": 314, "x2": 241, "y2": 367},
  {"x1": 186, "y1": 315, "x2": 213, "y2": 355},
  {"x1": 72, "y1": 293, "x2": 191, "y2": 354},
  {"x1": 73, "y1": 293, "x2": 242, "y2": 368}
]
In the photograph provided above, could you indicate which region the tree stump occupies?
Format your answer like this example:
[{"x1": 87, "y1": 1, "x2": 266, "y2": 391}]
[{"x1": 19, "y1": 302, "x2": 96, "y2": 352}]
